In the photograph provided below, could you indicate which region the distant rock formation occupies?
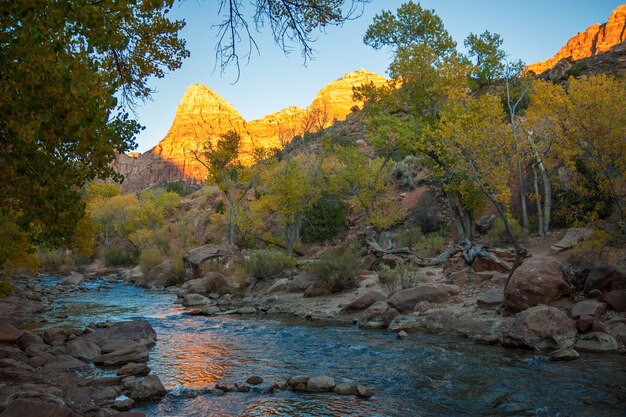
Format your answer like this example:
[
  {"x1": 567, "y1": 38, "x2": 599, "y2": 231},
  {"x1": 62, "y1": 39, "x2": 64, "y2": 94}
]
[
  {"x1": 526, "y1": 5, "x2": 626, "y2": 75},
  {"x1": 113, "y1": 69, "x2": 386, "y2": 193}
]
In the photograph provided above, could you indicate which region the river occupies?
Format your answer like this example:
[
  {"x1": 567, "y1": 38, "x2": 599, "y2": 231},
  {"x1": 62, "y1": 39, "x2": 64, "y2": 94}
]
[{"x1": 32, "y1": 277, "x2": 626, "y2": 417}]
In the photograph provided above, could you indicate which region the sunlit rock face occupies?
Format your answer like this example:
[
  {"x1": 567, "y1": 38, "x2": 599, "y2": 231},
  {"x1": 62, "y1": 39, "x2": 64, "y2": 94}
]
[
  {"x1": 526, "y1": 5, "x2": 626, "y2": 75},
  {"x1": 113, "y1": 69, "x2": 387, "y2": 193}
]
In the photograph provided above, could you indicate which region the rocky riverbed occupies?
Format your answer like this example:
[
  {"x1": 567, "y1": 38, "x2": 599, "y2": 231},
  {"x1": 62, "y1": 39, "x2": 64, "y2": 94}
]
[{"x1": 1, "y1": 234, "x2": 625, "y2": 416}]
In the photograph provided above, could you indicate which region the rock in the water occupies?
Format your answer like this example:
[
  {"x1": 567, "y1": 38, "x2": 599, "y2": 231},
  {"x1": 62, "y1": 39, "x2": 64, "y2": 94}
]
[
  {"x1": 43, "y1": 354, "x2": 87, "y2": 370},
  {"x1": 177, "y1": 273, "x2": 229, "y2": 298},
  {"x1": 95, "y1": 342, "x2": 149, "y2": 366},
  {"x1": 135, "y1": 259, "x2": 175, "y2": 289},
  {"x1": 122, "y1": 266, "x2": 144, "y2": 284},
  {"x1": 0, "y1": 322, "x2": 23, "y2": 343},
  {"x1": 569, "y1": 300, "x2": 607, "y2": 318},
  {"x1": 201, "y1": 305, "x2": 221, "y2": 315},
  {"x1": 503, "y1": 305, "x2": 577, "y2": 350},
  {"x1": 357, "y1": 301, "x2": 398, "y2": 329},
  {"x1": 387, "y1": 285, "x2": 460, "y2": 313},
  {"x1": 65, "y1": 339, "x2": 101, "y2": 362},
  {"x1": 504, "y1": 257, "x2": 568, "y2": 313},
  {"x1": 266, "y1": 278, "x2": 289, "y2": 294},
  {"x1": 182, "y1": 293, "x2": 211, "y2": 307},
  {"x1": 397, "y1": 330, "x2": 408, "y2": 339},
  {"x1": 246, "y1": 376, "x2": 263, "y2": 385},
  {"x1": 341, "y1": 291, "x2": 386, "y2": 313},
  {"x1": 549, "y1": 347, "x2": 580, "y2": 361},
  {"x1": 334, "y1": 383, "x2": 358, "y2": 395},
  {"x1": 287, "y1": 375, "x2": 309, "y2": 388},
  {"x1": 306, "y1": 376, "x2": 336, "y2": 393},
  {"x1": 575, "y1": 332, "x2": 618, "y2": 352},
  {"x1": 112, "y1": 395, "x2": 135, "y2": 411},
  {"x1": 123, "y1": 375, "x2": 167, "y2": 401},
  {"x1": 357, "y1": 384, "x2": 374, "y2": 398},
  {"x1": 60, "y1": 271, "x2": 84, "y2": 286},
  {"x1": 0, "y1": 398, "x2": 73, "y2": 417},
  {"x1": 477, "y1": 290, "x2": 504, "y2": 308},
  {"x1": 604, "y1": 290, "x2": 626, "y2": 312},
  {"x1": 584, "y1": 265, "x2": 626, "y2": 293},
  {"x1": 388, "y1": 315, "x2": 420, "y2": 332},
  {"x1": 117, "y1": 362, "x2": 150, "y2": 377}
]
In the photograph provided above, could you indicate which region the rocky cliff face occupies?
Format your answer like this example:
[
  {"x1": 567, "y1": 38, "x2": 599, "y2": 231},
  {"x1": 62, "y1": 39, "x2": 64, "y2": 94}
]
[
  {"x1": 526, "y1": 5, "x2": 626, "y2": 75},
  {"x1": 113, "y1": 69, "x2": 386, "y2": 193}
]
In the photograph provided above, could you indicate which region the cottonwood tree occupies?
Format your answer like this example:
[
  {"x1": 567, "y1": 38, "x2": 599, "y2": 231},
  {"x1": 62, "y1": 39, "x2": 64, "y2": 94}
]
[
  {"x1": 464, "y1": 31, "x2": 506, "y2": 88},
  {"x1": 527, "y1": 75, "x2": 626, "y2": 237},
  {"x1": 0, "y1": 0, "x2": 188, "y2": 260},
  {"x1": 192, "y1": 130, "x2": 255, "y2": 247}
]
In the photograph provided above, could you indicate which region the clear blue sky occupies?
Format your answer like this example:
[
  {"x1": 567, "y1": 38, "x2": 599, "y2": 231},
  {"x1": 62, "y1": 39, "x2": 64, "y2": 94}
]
[{"x1": 133, "y1": 0, "x2": 623, "y2": 153}]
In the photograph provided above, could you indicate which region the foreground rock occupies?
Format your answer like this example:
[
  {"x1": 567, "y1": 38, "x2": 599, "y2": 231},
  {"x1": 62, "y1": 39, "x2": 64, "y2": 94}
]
[
  {"x1": 575, "y1": 332, "x2": 618, "y2": 353},
  {"x1": 306, "y1": 376, "x2": 336, "y2": 393},
  {"x1": 95, "y1": 342, "x2": 150, "y2": 366},
  {"x1": 60, "y1": 271, "x2": 85, "y2": 286},
  {"x1": 0, "y1": 398, "x2": 74, "y2": 417},
  {"x1": 123, "y1": 375, "x2": 167, "y2": 402},
  {"x1": 0, "y1": 323, "x2": 23, "y2": 343},
  {"x1": 503, "y1": 305, "x2": 577, "y2": 350},
  {"x1": 135, "y1": 259, "x2": 175, "y2": 289},
  {"x1": 504, "y1": 258, "x2": 568, "y2": 313},
  {"x1": 387, "y1": 285, "x2": 460, "y2": 313}
]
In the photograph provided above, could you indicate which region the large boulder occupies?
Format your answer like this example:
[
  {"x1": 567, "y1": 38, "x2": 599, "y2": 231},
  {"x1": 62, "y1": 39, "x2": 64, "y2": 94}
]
[
  {"x1": 43, "y1": 354, "x2": 87, "y2": 370},
  {"x1": 79, "y1": 320, "x2": 157, "y2": 350},
  {"x1": 122, "y1": 266, "x2": 144, "y2": 284},
  {"x1": 575, "y1": 332, "x2": 618, "y2": 353},
  {"x1": 569, "y1": 300, "x2": 607, "y2": 318},
  {"x1": 604, "y1": 290, "x2": 626, "y2": 312},
  {"x1": 503, "y1": 305, "x2": 577, "y2": 350},
  {"x1": 95, "y1": 342, "x2": 149, "y2": 366},
  {"x1": 123, "y1": 375, "x2": 166, "y2": 402},
  {"x1": 183, "y1": 245, "x2": 237, "y2": 281},
  {"x1": 65, "y1": 339, "x2": 101, "y2": 362},
  {"x1": 266, "y1": 278, "x2": 289, "y2": 294},
  {"x1": 135, "y1": 259, "x2": 175, "y2": 289},
  {"x1": 357, "y1": 301, "x2": 399, "y2": 329},
  {"x1": 504, "y1": 257, "x2": 568, "y2": 313},
  {"x1": 0, "y1": 323, "x2": 23, "y2": 343},
  {"x1": 0, "y1": 398, "x2": 74, "y2": 417},
  {"x1": 306, "y1": 376, "x2": 336, "y2": 393},
  {"x1": 341, "y1": 291, "x2": 386, "y2": 313},
  {"x1": 584, "y1": 266, "x2": 626, "y2": 293},
  {"x1": 181, "y1": 293, "x2": 211, "y2": 307},
  {"x1": 176, "y1": 273, "x2": 228, "y2": 298},
  {"x1": 286, "y1": 274, "x2": 315, "y2": 292},
  {"x1": 387, "y1": 285, "x2": 460, "y2": 313},
  {"x1": 60, "y1": 271, "x2": 84, "y2": 286}
]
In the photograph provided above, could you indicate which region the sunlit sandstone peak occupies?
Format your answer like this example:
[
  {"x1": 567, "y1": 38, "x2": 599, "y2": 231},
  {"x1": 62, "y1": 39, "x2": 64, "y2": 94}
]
[
  {"x1": 526, "y1": 4, "x2": 626, "y2": 75},
  {"x1": 113, "y1": 69, "x2": 387, "y2": 193}
]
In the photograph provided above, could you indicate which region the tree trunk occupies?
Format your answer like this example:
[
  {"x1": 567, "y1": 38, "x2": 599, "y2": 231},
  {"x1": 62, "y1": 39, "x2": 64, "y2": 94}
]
[
  {"x1": 447, "y1": 191, "x2": 470, "y2": 243},
  {"x1": 518, "y1": 160, "x2": 529, "y2": 234},
  {"x1": 285, "y1": 223, "x2": 294, "y2": 255},
  {"x1": 540, "y1": 162, "x2": 552, "y2": 234},
  {"x1": 532, "y1": 166, "x2": 544, "y2": 235},
  {"x1": 226, "y1": 192, "x2": 236, "y2": 247}
]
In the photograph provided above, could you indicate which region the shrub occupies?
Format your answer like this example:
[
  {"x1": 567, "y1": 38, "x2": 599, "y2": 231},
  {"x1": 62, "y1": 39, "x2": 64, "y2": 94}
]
[
  {"x1": 413, "y1": 227, "x2": 447, "y2": 257},
  {"x1": 396, "y1": 226, "x2": 422, "y2": 248},
  {"x1": 304, "y1": 246, "x2": 359, "y2": 294},
  {"x1": 243, "y1": 250, "x2": 295, "y2": 280},
  {"x1": 391, "y1": 155, "x2": 423, "y2": 191},
  {"x1": 485, "y1": 215, "x2": 525, "y2": 246},
  {"x1": 378, "y1": 259, "x2": 425, "y2": 296},
  {"x1": 0, "y1": 280, "x2": 14, "y2": 298},
  {"x1": 301, "y1": 195, "x2": 346, "y2": 243},
  {"x1": 139, "y1": 246, "x2": 163, "y2": 273},
  {"x1": 38, "y1": 249, "x2": 76, "y2": 274},
  {"x1": 103, "y1": 247, "x2": 133, "y2": 266}
]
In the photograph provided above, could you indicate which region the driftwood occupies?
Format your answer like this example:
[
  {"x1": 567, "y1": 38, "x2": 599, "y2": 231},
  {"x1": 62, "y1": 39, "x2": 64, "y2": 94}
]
[
  {"x1": 366, "y1": 238, "x2": 413, "y2": 255},
  {"x1": 415, "y1": 242, "x2": 522, "y2": 270}
]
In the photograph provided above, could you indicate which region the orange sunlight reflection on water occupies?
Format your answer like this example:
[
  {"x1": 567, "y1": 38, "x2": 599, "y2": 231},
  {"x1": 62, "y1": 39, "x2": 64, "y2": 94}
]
[{"x1": 160, "y1": 333, "x2": 230, "y2": 390}]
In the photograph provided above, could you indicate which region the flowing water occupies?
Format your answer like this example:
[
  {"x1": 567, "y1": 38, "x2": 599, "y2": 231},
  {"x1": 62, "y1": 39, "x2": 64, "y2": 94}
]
[{"x1": 34, "y1": 277, "x2": 626, "y2": 417}]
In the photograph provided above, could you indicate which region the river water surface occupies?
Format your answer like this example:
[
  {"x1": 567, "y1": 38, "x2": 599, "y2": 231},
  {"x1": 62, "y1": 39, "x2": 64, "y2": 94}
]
[{"x1": 34, "y1": 277, "x2": 626, "y2": 417}]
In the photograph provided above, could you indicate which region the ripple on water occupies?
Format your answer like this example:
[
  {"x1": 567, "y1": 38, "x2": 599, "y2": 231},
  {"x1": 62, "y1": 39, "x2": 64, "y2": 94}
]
[{"x1": 35, "y1": 278, "x2": 626, "y2": 417}]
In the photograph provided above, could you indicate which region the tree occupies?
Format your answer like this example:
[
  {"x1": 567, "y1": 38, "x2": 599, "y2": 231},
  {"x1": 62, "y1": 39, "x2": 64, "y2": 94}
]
[
  {"x1": 214, "y1": 0, "x2": 371, "y2": 79},
  {"x1": 1, "y1": 0, "x2": 188, "y2": 255},
  {"x1": 193, "y1": 130, "x2": 254, "y2": 247},
  {"x1": 527, "y1": 75, "x2": 626, "y2": 236},
  {"x1": 464, "y1": 31, "x2": 506, "y2": 88}
]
